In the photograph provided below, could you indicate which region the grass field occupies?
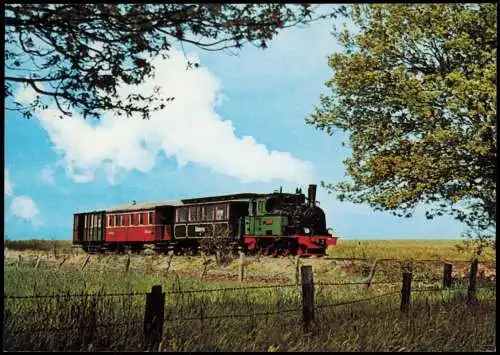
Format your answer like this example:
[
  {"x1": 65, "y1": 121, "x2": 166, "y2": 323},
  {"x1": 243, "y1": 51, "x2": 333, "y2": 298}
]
[
  {"x1": 5, "y1": 238, "x2": 495, "y2": 261},
  {"x1": 3, "y1": 238, "x2": 496, "y2": 351},
  {"x1": 326, "y1": 239, "x2": 495, "y2": 261}
]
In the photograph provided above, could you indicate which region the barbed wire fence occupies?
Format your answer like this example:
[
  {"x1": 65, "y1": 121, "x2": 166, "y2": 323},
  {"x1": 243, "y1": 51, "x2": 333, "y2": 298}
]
[{"x1": 4, "y1": 255, "x2": 495, "y2": 351}]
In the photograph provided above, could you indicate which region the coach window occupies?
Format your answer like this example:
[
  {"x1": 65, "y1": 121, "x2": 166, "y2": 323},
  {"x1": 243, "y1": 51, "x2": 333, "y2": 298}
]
[
  {"x1": 203, "y1": 205, "x2": 214, "y2": 221},
  {"x1": 177, "y1": 208, "x2": 188, "y2": 222},
  {"x1": 109, "y1": 215, "x2": 114, "y2": 227},
  {"x1": 148, "y1": 211, "x2": 154, "y2": 225},
  {"x1": 215, "y1": 204, "x2": 226, "y2": 221},
  {"x1": 138, "y1": 213, "x2": 143, "y2": 225},
  {"x1": 116, "y1": 215, "x2": 121, "y2": 226},
  {"x1": 189, "y1": 206, "x2": 201, "y2": 222}
]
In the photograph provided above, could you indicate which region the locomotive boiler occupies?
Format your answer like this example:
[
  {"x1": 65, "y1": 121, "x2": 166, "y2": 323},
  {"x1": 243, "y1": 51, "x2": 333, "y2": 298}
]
[{"x1": 72, "y1": 184, "x2": 338, "y2": 256}]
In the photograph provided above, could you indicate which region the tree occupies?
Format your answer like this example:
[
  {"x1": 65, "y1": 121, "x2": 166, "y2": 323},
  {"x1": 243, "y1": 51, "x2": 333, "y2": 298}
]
[
  {"x1": 5, "y1": 4, "x2": 341, "y2": 119},
  {"x1": 307, "y1": 4, "x2": 496, "y2": 240}
]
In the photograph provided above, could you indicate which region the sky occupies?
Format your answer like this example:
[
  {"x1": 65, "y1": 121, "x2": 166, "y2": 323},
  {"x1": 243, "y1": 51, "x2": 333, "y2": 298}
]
[{"x1": 4, "y1": 5, "x2": 467, "y2": 240}]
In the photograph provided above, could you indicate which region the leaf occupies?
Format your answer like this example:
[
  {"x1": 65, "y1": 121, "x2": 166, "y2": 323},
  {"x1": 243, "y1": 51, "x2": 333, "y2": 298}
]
[{"x1": 309, "y1": 4, "x2": 496, "y2": 236}]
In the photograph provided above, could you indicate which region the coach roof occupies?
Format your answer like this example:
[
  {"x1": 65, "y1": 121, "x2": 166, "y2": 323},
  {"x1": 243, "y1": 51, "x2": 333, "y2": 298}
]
[
  {"x1": 106, "y1": 200, "x2": 184, "y2": 212},
  {"x1": 105, "y1": 193, "x2": 267, "y2": 213}
]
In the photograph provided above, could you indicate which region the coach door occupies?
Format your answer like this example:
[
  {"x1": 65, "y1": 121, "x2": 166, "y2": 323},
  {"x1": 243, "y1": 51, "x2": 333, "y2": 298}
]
[
  {"x1": 73, "y1": 214, "x2": 85, "y2": 242},
  {"x1": 156, "y1": 206, "x2": 174, "y2": 240}
]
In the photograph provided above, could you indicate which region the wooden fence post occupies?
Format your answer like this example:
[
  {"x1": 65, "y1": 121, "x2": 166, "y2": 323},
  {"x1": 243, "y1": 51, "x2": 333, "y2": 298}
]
[
  {"x1": 366, "y1": 259, "x2": 378, "y2": 288},
  {"x1": 125, "y1": 254, "x2": 131, "y2": 273},
  {"x1": 301, "y1": 265, "x2": 315, "y2": 333},
  {"x1": 83, "y1": 296, "x2": 98, "y2": 350},
  {"x1": 144, "y1": 285, "x2": 165, "y2": 351},
  {"x1": 34, "y1": 255, "x2": 41, "y2": 269},
  {"x1": 81, "y1": 255, "x2": 91, "y2": 271},
  {"x1": 467, "y1": 257, "x2": 478, "y2": 304},
  {"x1": 295, "y1": 255, "x2": 301, "y2": 285},
  {"x1": 59, "y1": 255, "x2": 69, "y2": 269},
  {"x1": 400, "y1": 271, "x2": 412, "y2": 313},
  {"x1": 443, "y1": 263, "x2": 453, "y2": 289},
  {"x1": 200, "y1": 258, "x2": 210, "y2": 280},
  {"x1": 165, "y1": 252, "x2": 173, "y2": 276},
  {"x1": 16, "y1": 254, "x2": 22, "y2": 267},
  {"x1": 239, "y1": 251, "x2": 245, "y2": 282}
]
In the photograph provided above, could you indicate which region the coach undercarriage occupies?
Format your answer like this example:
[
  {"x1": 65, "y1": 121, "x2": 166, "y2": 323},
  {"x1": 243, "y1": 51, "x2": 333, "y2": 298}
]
[{"x1": 78, "y1": 234, "x2": 329, "y2": 257}]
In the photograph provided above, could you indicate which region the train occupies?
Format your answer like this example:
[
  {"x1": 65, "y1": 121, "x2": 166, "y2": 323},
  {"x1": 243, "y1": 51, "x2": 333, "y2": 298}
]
[{"x1": 72, "y1": 184, "x2": 338, "y2": 256}]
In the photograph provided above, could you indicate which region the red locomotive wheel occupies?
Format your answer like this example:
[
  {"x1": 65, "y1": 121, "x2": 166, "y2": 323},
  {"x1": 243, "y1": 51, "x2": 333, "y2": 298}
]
[
  {"x1": 281, "y1": 249, "x2": 290, "y2": 257},
  {"x1": 271, "y1": 248, "x2": 279, "y2": 258}
]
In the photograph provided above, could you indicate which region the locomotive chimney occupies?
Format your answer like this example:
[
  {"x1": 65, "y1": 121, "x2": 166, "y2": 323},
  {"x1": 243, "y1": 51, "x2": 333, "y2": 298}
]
[{"x1": 308, "y1": 184, "x2": 317, "y2": 207}]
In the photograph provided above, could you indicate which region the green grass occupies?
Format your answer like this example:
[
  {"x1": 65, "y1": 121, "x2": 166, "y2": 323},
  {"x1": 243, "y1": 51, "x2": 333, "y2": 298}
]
[
  {"x1": 3, "y1": 261, "x2": 496, "y2": 352},
  {"x1": 3, "y1": 239, "x2": 496, "y2": 351},
  {"x1": 327, "y1": 239, "x2": 495, "y2": 261}
]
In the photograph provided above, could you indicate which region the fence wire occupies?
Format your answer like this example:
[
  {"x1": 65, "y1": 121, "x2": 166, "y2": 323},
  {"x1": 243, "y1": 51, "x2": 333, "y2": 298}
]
[
  {"x1": 5, "y1": 279, "x2": 494, "y2": 301},
  {"x1": 167, "y1": 307, "x2": 301, "y2": 322},
  {"x1": 4, "y1": 291, "x2": 147, "y2": 300},
  {"x1": 165, "y1": 283, "x2": 299, "y2": 295},
  {"x1": 316, "y1": 290, "x2": 401, "y2": 309},
  {"x1": 316, "y1": 280, "x2": 399, "y2": 287}
]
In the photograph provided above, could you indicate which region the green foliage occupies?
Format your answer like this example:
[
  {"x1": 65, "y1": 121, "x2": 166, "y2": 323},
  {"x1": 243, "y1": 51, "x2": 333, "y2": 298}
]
[
  {"x1": 5, "y1": 4, "x2": 342, "y2": 119},
  {"x1": 307, "y1": 4, "x2": 496, "y2": 239},
  {"x1": 4, "y1": 239, "x2": 74, "y2": 252}
]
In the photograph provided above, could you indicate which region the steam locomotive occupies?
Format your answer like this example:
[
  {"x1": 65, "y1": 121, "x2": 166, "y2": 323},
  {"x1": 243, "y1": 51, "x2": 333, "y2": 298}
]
[{"x1": 72, "y1": 184, "x2": 338, "y2": 256}]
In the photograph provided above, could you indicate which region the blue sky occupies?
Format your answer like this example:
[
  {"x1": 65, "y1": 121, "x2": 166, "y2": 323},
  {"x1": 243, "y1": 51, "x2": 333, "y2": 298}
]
[{"x1": 4, "y1": 6, "x2": 466, "y2": 240}]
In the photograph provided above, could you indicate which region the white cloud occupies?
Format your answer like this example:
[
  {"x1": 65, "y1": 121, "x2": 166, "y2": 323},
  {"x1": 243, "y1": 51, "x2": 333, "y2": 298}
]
[
  {"x1": 41, "y1": 166, "x2": 55, "y2": 185},
  {"x1": 29, "y1": 49, "x2": 314, "y2": 184},
  {"x1": 10, "y1": 195, "x2": 43, "y2": 226},
  {"x1": 15, "y1": 85, "x2": 39, "y2": 105},
  {"x1": 5, "y1": 168, "x2": 14, "y2": 196}
]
